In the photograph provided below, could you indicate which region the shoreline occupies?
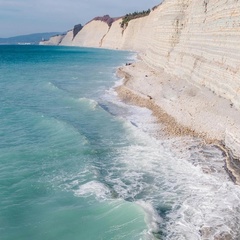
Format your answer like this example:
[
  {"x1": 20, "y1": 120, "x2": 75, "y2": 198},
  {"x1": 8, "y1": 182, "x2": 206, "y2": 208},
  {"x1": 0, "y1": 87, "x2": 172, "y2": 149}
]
[{"x1": 115, "y1": 59, "x2": 240, "y2": 185}]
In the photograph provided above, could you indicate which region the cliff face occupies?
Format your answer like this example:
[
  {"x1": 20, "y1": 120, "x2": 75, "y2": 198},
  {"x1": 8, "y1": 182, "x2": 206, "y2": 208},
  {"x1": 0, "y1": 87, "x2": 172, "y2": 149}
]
[
  {"x1": 39, "y1": 34, "x2": 65, "y2": 45},
  {"x1": 143, "y1": 0, "x2": 240, "y2": 110},
  {"x1": 42, "y1": 0, "x2": 240, "y2": 157},
  {"x1": 72, "y1": 20, "x2": 110, "y2": 47},
  {"x1": 51, "y1": 0, "x2": 240, "y2": 111},
  {"x1": 59, "y1": 30, "x2": 73, "y2": 46}
]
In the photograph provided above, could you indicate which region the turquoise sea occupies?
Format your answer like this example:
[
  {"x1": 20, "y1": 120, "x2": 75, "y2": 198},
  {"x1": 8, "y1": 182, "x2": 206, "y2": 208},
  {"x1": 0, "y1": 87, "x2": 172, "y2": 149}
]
[{"x1": 1, "y1": 45, "x2": 240, "y2": 240}]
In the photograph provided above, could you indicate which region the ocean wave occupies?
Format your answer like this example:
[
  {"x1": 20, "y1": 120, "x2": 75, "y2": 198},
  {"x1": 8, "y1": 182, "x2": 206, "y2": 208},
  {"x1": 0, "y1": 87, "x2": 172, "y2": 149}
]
[
  {"x1": 98, "y1": 86, "x2": 240, "y2": 239},
  {"x1": 47, "y1": 81, "x2": 62, "y2": 91},
  {"x1": 74, "y1": 180, "x2": 111, "y2": 201},
  {"x1": 105, "y1": 135, "x2": 240, "y2": 239},
  {"x1": 136, "y1": 200, "x2": 163, "y2": 238},
  {"x1": 78, "y1": 97, "x2": 98, "y2": 110}
]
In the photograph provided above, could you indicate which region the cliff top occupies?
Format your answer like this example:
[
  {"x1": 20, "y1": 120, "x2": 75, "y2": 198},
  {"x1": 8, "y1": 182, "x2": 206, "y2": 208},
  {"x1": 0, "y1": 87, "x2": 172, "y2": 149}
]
[
  {"x1": 88, "y1": 15, "x2": 121, "y2": 27},
  {"x1": 120, "y1": 9, "x2": 151, "y2": 28}
]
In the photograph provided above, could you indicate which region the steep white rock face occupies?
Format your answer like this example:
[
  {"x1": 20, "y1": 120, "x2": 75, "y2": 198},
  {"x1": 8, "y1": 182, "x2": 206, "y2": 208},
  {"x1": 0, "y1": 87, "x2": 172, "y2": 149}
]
[
  {"x1": 86, "y1": 0, "x2": 240, "y2": 113},
  {"x1": 143, "y1": 0, "x2": 240, "y2": 110},
  {"x1": 83, "y1": 0, "x2": 240, "y2": 157},
  {"x1": 39, "y1": 35, "x2": 65, "y2": 45},
  {"x1": 225, "y1": 126, "x2": 240, "y2": 159},
  {"x1": 138, "y1": 0, "x2": 240, "y2": 157},
  {"x1": 100, "y1": 13, "x2": 157, "y2": 52},
  {"x1": 120, "y1": 15, "x2": 150, "y2": 51},
  {"x1": 40, "y1": 0, "x2": 240, "y2": 157},
  {"x1": 100, "y1": 19, "x2": 123, "y2": 49},
  {"x1": 59, "y1": 30, "x2": 73, "y2": 46},
  {"x1": 72, "y1": 20, "x2": 110, "y2": 47}
]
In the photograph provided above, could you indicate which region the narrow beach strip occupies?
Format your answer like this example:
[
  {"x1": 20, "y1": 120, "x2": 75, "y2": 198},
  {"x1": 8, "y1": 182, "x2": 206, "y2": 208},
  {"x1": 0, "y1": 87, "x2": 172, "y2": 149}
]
[{"x1": 116, "y1": 59, "x2": 240, "y2": 184}]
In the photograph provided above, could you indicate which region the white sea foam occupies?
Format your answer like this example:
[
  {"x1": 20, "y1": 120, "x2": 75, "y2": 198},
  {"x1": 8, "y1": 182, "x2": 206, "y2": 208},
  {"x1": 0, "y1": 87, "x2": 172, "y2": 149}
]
[
  {"x1": 107, "y1": 135, "x2": 240, "y2": 238},
  {"x1": 137, "y1": 200, "x2": 163, "y2": 236},
  {"x1": 126, "y1": 52, "x2": 138, "y2": 62},
  {"x1": 111, "y1": 77, "x2": 124, "y2": 88},
  {"x1": 101, "y1": 87, "x2": 159, "y2": 137},
  {"x1": 100, "y1": 85, "x2": 240, "y2": 239},
  {"x1": 74, "y1": 181, "x2": 111, "y2": 200}
]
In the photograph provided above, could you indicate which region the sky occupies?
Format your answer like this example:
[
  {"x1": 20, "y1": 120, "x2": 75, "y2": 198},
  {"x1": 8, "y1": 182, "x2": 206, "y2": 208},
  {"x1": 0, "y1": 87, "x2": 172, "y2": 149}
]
[{"x1": 0, "y1": 0, "x2": 162, "y2": 38}]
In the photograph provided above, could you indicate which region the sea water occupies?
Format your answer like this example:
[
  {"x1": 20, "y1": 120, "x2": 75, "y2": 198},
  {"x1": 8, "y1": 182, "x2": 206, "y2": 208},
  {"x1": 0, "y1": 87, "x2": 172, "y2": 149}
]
[{"x1": 0, "y1": 45, "x2": 240, "y2": 240}]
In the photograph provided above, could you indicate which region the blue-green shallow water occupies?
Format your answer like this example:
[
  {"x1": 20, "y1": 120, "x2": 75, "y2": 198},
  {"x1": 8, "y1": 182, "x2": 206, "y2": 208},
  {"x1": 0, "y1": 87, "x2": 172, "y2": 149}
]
[
  {"x1": 0, "y1": 45, "x2": 147, "y2": 240},
  {"x1": 1, "y1": 45, "x2": 240, "y2": 240}
]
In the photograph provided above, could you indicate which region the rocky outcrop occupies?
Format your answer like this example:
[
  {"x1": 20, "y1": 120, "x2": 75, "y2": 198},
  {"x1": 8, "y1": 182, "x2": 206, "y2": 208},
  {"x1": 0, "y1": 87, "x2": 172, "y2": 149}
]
[
  {"x1": 89, "y1": 15, "x2": 120, "y2": 27},
  {"x1": 73, "y1": 24, "x2": 83, "y2": 39}
]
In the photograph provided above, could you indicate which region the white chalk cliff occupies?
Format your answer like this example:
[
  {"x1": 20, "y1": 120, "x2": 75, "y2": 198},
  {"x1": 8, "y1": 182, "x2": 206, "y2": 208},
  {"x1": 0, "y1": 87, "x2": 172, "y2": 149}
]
[
  {"x1": 39, "y1": 34, "x2": 65, "y2": 45},
  {"x1": 43, "y1": 0, "x2": 240, "y2": 107},
  {"x1": 59, "y1": 30, "x2": 73, "y2": 46},
  {"x1": 41, "y1": 0, "x2": 240, "y2": 176}
]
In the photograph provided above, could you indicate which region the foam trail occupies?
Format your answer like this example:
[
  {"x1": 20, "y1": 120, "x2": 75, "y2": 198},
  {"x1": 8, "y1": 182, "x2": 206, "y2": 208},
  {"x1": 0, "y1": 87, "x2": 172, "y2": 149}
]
[
  {"x1": 74, "y1": 181, "x2": 111, "y2": 200},
  {"x1": 137, "y1": 200, "x2": 163, "y2": 237},
  {"x1": 101, "y1": 87, "x2": 240, "y2": 239}
]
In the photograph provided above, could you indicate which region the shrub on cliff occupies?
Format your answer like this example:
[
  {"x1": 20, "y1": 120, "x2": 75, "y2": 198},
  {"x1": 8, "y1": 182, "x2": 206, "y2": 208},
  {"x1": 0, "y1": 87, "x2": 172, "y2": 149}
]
[{"x1": 120, "y1": 9, "x2": 151, "y2": 28}]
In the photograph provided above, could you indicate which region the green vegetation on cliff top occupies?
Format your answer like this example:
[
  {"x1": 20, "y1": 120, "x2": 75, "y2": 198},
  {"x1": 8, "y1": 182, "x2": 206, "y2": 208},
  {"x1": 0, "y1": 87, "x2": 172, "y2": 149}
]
[{"x1": 120, "y1": 9, "x2": 151, "y2": 28}]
